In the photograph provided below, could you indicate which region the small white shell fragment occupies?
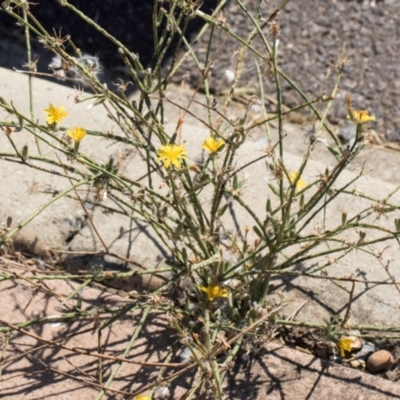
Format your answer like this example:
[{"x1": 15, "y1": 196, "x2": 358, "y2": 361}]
[
  {"x1": 349, "y1": 359, "x2": 363, "y2": 369},
  {"x1": 355, "y1": 342, "x2": 376, "y2": 360},
  {"x1": 224, "y1": 69, "x2": 235, "y2": 84}
]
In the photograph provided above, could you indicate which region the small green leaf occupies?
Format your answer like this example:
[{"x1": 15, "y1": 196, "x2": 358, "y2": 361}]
[
  {"x1": 327, "y1": 146, "x2": 341, "y2": 161},
  {"x1": 342, "y1": 211, "x2": 347, "y2": 225},
  {"x1": 266, "y1": 198, "x2": 272, "y2": 213},
  {"x1": 169, "y1": 133, "x2": 177, "y2": 145},
  {"x1": 299, "y1": 193, "x2": 305, "y2": 209},
  {"x1": 21, "y1": 145, "x2": 28, "y2": 161},
  {"x1": 93, "y1": 96, "x2": 106, "y2": 107},
  {"x1": 253, "y1": 225, "x2": 264, "y2": 239},
  {"x1": 181, "y1": 248, "x2": 188, "y2": 264},
  {"x1": 106, "y1": 157, "x2": 114, "y2": 172},
  {"x1": 268, "y1": 183, "x2": 279, "y2": 197},
  {"x1": 218, "y1": 203, "x2": 229, "y2": 217},
  {"x1": 233, "y1": 175, "x2": 238, "y2": 190}
]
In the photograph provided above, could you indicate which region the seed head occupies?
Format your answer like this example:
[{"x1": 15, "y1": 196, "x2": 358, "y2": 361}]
[
  {"x1": 155, "y1": 387, "x2": 170, "y2": 399},
  {"x1": 71, "y1": 54, "x2": 102, "y2": 85},
  {"x1": 269, "y1": 21, "x2": 281, "y2": 39}
]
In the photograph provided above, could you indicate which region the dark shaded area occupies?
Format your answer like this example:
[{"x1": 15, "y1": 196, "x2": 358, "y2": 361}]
[
  {"x1": 0, "y1": 0, "x2": 218, "y2": 80},
  {"x1": 168, "y1": 0, "x2": 400, "y2": 141}
]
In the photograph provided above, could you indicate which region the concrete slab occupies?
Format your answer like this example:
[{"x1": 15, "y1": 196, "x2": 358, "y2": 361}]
[
  {"x1": 2, "y1": 65, "x2": 400, "y2": 398},
  {"x1": 2, "y1": 257, "x2": 400, "y2": 400},
  {"x1": 2, "y1": 66, "x2": 400, "y2": 327}
]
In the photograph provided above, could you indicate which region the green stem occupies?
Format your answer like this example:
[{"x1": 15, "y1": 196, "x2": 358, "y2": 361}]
[
  {"x1": 22, "y1": 7, "x2": 40, "y2": 155},
  {"x1": 95, "y1": 306, "x2": 151, "y2": 400}
]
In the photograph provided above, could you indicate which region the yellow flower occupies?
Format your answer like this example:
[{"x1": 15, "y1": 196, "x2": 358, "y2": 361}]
[
  {"x1": 288, "y1": 172, "x2": 307, "y2": 191},
  {"x1": 348, "y1": 109, "x2": 375, "y2": 124},
  {"x1": 67, "y1": 127, "x2": 86, "y2": 143},
  {"x1": 44, "y1": 103, "x2": 68, "y2": 125},
  {"x1": 157, "y1": 144, "x2": 188, "y2": 169},
  {"x1": 202, "y1": 136, "x2": 225, "y2": 153},
  {"x1": 338, "y1": 336, "x2": 354, "y2": 358},
  {"x1": 134, "y1": 395, "x2": 151, "y2": 400},
  {"x1": 200, "y1": 284, "x2": 229, "y2": 301}
]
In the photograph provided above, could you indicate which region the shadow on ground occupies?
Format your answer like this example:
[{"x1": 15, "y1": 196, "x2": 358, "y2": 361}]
[{"x1": 0, "y1": 0, "x2": 218, "y2": 96}]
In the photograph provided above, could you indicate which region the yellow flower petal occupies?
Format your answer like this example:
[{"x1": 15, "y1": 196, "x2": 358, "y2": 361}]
[
  {"x1": 135, "y1": 395, "x2": 152, "y2": 400},
  {"x1": 67, "y1": 127, "x2": 87, "y2": 143},
  {"x1": 200, "y1": 285, "x2": 229, "y2": 301},
  {"x1": 157, "y1": 144, "x2": 188, "y2": 169},
  {"x1": 347, "y1": 109, "x2": 375, "y2": 124},
  {"x1": 202, "y1": 136, "x2": 225, "y2": 153},
  {"x1": 44, "y1": 103, "x2": 69, "y2": 125},
  {"x1": 288, "y1": 171, "x2": 307, "y2": 191},
  {"x1": 338, "y1": 337, "x2": 354, "y2": 358}
]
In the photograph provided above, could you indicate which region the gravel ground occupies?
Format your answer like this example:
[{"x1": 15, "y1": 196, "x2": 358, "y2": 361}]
[
  {"x1": 173, "y1": 0, "x2": 400, "y2": 140},
  {"x1": 1, "y1": 0, "x2": 399, "y2": 139}
]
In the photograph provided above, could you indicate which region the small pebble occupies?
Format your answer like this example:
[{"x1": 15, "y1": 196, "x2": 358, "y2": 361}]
[
  {"x1": 331, "y1": 354, "x2": 342, "y2": 364},
  {"x1": 355, "y1": 342, "x2": 376, "y2": 360},
  {"x1": 338, "y1": 125, "x2": 356, "y2": 143},
  {"x1": 366, "y1": 350, "x2": 394, "y2": 372},
  {"x1": 315, "y1": 345, "x2": 329, "y2": 359},
  {"x1": 349, "y1": 359, "x2": 364, "y2": 369}
]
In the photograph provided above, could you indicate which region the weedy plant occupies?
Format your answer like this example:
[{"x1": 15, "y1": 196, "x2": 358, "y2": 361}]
[{"x1": 1, "y1": 0, "x2": 400, "y2": 398}]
